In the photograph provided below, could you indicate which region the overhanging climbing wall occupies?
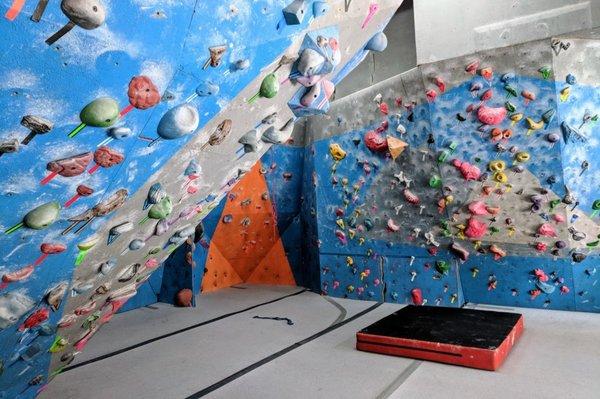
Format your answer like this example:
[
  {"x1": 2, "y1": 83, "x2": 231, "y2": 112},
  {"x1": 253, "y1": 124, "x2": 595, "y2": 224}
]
[{"x1": 0, "y1": 1, "x2": 404, "y2": 397}]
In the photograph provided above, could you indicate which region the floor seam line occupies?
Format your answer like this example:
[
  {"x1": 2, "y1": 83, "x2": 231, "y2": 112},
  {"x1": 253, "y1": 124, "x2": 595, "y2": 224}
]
[
  {"x1": 375, "y1": 360, "x2": 422, "y2": 399},
  {"x1": 59, "y1": 288, "x2": 309, "y2": 373},
  {"x1": 184, "y1": 301, "x2": 383, "y2": 399}
]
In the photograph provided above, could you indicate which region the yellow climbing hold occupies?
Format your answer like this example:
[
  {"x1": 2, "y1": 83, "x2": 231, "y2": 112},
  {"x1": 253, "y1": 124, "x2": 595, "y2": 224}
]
[
  {"x1": 488, "y1": 160, "x2": 506, "y2": 172},
  {"x1": 515, "y1": 151, "x2": 530, "y2": 163},
  {"x1": 493, "y1": 171, "x2": 508, "y2": 183},
  {"x1": 560, "y1": 86, "x2": 571, "y2": 102},
  {"x1": 510, "y1": 113, "x2": 523, "y2": 126},
  {"x1": 329, "y1": 143, "x2": 346, "y2": 161},
  {"x1": 525, "y1": 117, "x2": 544, "y2": 135}
]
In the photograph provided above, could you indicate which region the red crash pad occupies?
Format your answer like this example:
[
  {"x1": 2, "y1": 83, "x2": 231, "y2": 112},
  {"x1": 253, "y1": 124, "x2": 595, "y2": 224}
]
[{"x1": 356, "y1": 305, "x2": 523, "y2": 371}]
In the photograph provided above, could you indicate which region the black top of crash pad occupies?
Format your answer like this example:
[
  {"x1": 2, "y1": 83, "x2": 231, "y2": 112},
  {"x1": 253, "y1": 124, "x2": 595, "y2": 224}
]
[{"x1": 358, "y1": 305, "x2": 522, "y2": 350}]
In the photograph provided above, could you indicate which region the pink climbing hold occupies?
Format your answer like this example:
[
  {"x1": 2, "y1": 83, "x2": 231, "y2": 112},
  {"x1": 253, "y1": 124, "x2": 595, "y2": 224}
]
[
  {"x1": 434, "y1": 77, "x2": 446, "y2": 93},
  {"x1": 553, "y1": 213, "x2": 566, "y2": 223},
  {"x1": 560, "y1": 286, "x2": 570, "y2": 294},
  {"x1": 480, "y1": 66, "x2": 493, "y2": 81},
  {"x1": 465, "y1": 217, "x2": 488, "y2": 239},
  {"x1": 403, "y1": 189, "x2": 420, "y2": 205},
  {"x1": 425, "y1": 89, "x2": 437, "y2": 103},
  {"x1": 335, "y1": 230, "x2": 347, "y2": 245},
  {"x1": 452, "y1": 159, "x2": 481, "y2": 180},
  {"x1": 535, "y1": 242, "x2": 547, "y2": 252},
  {"x1": 477, "y1": 105, "x2": 507, "y2": 125},
  {"x1": 534, "y1": 268, "x2": 549, "y2": 282},
  {"x1": 387, "y1": 218, "x2": 400, "y2": 232},
  {"x1": 489, "y1": 244, "x2": 506, "y2": 260},
  {"x1": 480, "y1": 89, "x2": 493, "y2": 101},
  {"x1": 468, "y1": 201, "x2": 489, "y2": 215},
  {"x1": 379, "y1": 102, "x2": 389, "y2": 115},
  {"x1": 538, "y1": 223, "x2": 557, "y2": 237},
  {"x1": 411, "y1": 288, "x2": 423, "y2": 306}
]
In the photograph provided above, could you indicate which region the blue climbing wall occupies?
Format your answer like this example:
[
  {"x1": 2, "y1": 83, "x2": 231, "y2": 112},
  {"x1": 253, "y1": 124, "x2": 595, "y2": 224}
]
[{"x1": 0, "y1": 0, "x2": 404, "y2": 396}]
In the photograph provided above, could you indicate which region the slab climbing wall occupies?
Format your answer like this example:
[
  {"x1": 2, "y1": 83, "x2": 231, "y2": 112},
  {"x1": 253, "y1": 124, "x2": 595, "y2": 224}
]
[
  {"x1": 303, "y1": 29, "x2": 600, "y2": 312},
  {"x1": 0, "y1": 1, "x2": 404, "y2": 397}
]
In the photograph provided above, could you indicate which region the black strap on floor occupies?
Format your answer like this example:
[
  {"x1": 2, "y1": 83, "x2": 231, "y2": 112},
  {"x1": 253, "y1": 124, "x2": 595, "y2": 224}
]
[
  {"x1": 185, "y1": 302, "x2": 383, "y2": 399},
  {"x1": 61, "y1": 288, "x2": 309, "y2": 373}
]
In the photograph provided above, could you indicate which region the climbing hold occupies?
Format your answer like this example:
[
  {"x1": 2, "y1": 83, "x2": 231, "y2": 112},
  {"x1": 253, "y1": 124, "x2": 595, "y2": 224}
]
[
  {"x1": 329, "y1": 143, "x2": 346, "y2": 161},
  {"x1": 538, "y1": 223, "x2": 557, "y2": 237},
  {"x1": 365, "y1": 32, "x2": 388, "y2": 52},
  {"x1": 387, "y1": 136, "x2": 408, "y2": 160},
  {"x1": 489, "y1": 244, "x2": 506, "y2": 260},
  {"x1": 449, "y1": 243, "x2": 469, "y2": 261},
  {"x1": 46, "y1": 282, "x2": 69, "y2": 311},
  {"x1": 411, "y1": 288, "x2": 423, "y2": 306},
  {"x1": 46, "y1": 0, "x2": 107, "y2": 45},
  {"x1": 477, "y1": 105, "x2": 506, "y2": 125},
  {"x1": 282, "y1": 0, "x2": 307, "y2": 25},
  {"x1": 0, "y1": 292, "x2": 35, "y2": 330},
  {"x1": 157, "y1": 104, "x2": 200, "y2": 140},
  {"x1": 452, "y1": 159, "x2": 481, "y2": 180},
  {"x1": 488, "y1": 160, "x2": 506, "y2": 172},
  {"x1": 435, "y1": 260, "x2": 452, "y2": 275},
  {"x1": 176, "y1": 289, "x2": 193, "y2": 307},
  {"x1": 465, "y1": 59, "x2": 479, "y2": 75},
  {"x1": 249, "y1": 73, "x2": 280, "y2": 103},
  {"x1": 195, "y1": 81, "x2": 220, "y2": 97},
  {"x1": 465, "y1": 218, "x2": 488, "y2": 239},
  {"x1": 480, "y1": 66, "x2": 493, "y2": 81}
]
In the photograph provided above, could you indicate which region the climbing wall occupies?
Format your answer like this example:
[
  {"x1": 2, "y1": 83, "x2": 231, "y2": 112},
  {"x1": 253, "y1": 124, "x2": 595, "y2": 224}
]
[
  {"x1": 552, "y1": 28, "x2": 600, "y2": 312},
  {"x1": 303, "y1": 29, "x2": 600, "y2": 311},
  {"x1": 0, "y1": 1, "x2": 404, "y2": 397},
  {"x1": 305, "y1": 68, "x2": 463, "y2": 306}
]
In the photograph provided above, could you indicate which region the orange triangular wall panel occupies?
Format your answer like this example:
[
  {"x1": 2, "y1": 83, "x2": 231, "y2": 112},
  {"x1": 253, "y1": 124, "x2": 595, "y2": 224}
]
[
  {"x1": 203, "y1": 161, "x2": 296, "y2": 291},
  {"x1": 201, "y1": 244, "x2": 243, "y2": 293},
  {"x1": 246, "y1": 237, "x2": 296, "y2": 286}
]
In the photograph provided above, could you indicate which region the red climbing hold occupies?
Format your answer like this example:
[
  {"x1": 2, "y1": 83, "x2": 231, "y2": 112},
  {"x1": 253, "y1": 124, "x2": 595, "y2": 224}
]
[{"x1": 411, "y1": 288, "x2": 423, "y2": 305}]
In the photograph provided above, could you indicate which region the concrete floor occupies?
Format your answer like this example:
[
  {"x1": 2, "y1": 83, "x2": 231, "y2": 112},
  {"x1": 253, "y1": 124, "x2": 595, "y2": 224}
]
[{"x1": 42, "y1": 285, "x2": 600, "y2": 399}]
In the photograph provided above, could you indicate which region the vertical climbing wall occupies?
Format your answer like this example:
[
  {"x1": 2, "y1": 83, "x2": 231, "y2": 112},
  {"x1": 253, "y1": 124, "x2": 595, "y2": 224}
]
[
  {"x1": 0, "y1": 1, "x2": 404, "y2": 397},
  {"x1": 302, "y1": 30, "x2": 600, "y2": 312}
]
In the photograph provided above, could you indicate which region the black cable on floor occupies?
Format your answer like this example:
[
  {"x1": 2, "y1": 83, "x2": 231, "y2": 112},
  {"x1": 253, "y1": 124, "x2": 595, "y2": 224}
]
[
  {"x1": 61, "y1": 288, "x2": 309, "y2": 373},
  {"x1": 185, "y1": 301, "x2": 383, "y2": 399}
]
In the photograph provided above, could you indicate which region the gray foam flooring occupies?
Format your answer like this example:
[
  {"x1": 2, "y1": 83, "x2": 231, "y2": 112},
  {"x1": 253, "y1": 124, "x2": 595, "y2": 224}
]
[{"x1": 42, "y1": 286, "x2": 600, "y2": 399}]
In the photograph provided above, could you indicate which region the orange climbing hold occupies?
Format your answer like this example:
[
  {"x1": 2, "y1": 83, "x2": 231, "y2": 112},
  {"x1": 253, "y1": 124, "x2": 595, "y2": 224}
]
[{"x1": 5, "y1": 0, "x2": 25, "y2": 21}]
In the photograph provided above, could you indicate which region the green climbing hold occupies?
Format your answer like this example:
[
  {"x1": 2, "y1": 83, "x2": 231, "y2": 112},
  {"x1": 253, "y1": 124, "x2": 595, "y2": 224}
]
[
  {"x1": 80, "y1": 97, "x2": 120, "y2": 127},
  {"x1": 504, "y1": 101, "x2": 516, "y2": 113},
  {"x1": 248, "y1": 73, "x2": 279, "y2": 103},
  {"x1": 549, "y1": 199, "x2": 560, "y2": 210},
  {"x1": 592, "y1": 200, "x2": 600, "y2": 210},
  {"x1": 435, "y1": 260, "x2": 450, "y2": 275},
  {"x1": 504, "y1": 85, "x2": 517, "y2": 98},
  {"x1": 49, "y1": 336, "x2": 68, "y2": 353},
  {"x1": 148, "y1": 196, "x2": 173, "y2": 220},
  {"x1": 538, "y1": 66, "x2": 552, "y2": 80},
  {"x1": 24, "y1": 201, "x2": 61, "y2": 230},
  {"x1": 429, "y1": 174, "x2": 442, "y2": 188}
]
